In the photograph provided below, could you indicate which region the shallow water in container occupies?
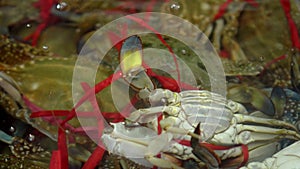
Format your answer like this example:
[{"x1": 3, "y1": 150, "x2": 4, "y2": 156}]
[{"x1": 0, "y1": 0, "x2": 300, "y2": 168}]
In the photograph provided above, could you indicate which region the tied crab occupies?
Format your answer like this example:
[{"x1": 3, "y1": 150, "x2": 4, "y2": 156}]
[
  {"x1": 240, "y1": 140, "x2": 300, "y2": 169},
  {"x1": 0, "y1": 35, "x2": 152, "y2": 168},
  {"x1": 161, "y1": 0, "x2": 264, "y2": 76},
  {"x1": 101, "y1": 35, "x2": 300, "y2": 169}
]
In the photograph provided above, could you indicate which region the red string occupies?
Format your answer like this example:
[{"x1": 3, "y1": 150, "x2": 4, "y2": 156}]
[
  {"x1": 143, "y1": 63, "x2": 198, "y2": 92},
  {"x1": 125, "y1": 15, "x2": 181, "y2": 89},
  {"x1": 157, "y1": 114, "x2": 163, "y2": 134},
  {"x1": 260, "y1": 54, "x2": 287, "y2": 76},
  {"x1": 29, "y1": 71, "x2": 123, "y2": 169},
  {"x1": 239, "y1": 144, "x2": 249, "y2": 167},
  {"x1": 213, "y1": 0, "x2": 233, "y2": 21},
  {"x1": 24, "y1": 0, "x2": 58, "y2": 46},
  {"x1": 219, "y1": 50, "x2": 230, "y2": 59},
  {"x1": 145, "y1": 0, "x2": 157, "y2": 21},
  {"x1": 28, "y1": 5, "x2": 190, "y2": 169},
  {"x1": 119, "y1": 95, "x2": 139, "y2": 118},
  {"x1": 214, "y1": 0, "x2": 259, "y2": 21},
  {"x1": 49, "y1": 150, "x2": 61, "y2": 169},
  {"x1": 30, "y1": 110, "x2": 70, "y2": 118},
  {"x1": 108, "y1": 31, "x2": 124, "y2": 51},
  {"x1": 260, "y1": 0, "x2": 300, "y2": 76},
  {"x1": 23, "y1": 95, "x2": 43, "y2": 112},
  {"x1": 280, "y1": 0, "x2": 300, "y2": 49},
  {"x1": 80, "y1": 82, "x2": 103, "y2": 137},
  {"x1": 82, "y1": 146, "x2": 106, "y2": 169},
  {"x1": 57, "y1": 127, "x2": 68, "y2": 169},
  {"x1": 74, "y1": 71, "x2": 123, "y2": 111}
]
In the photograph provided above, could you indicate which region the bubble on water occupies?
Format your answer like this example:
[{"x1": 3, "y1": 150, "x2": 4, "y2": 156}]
[
  {"x1": 42, "y1": 45, "x2": 48, "y2": 50},
  {"x1": 26, "y1": 24, "x2": 31, "y2": 28},
  {"x1": 169, "y1": 2, "x2": 181, "y2": 14},
  {"x1": 290, "y1": 48, "x2": 295, "y2": 52},
  {"x1": 170, "y1": 3, "x2": 180, "y2": 10},
  {"x1": 28, "y1": 134, "x2": 35, "y2": 142},
  {"x1": 9, "y1": 126, "x2": 15, "y2": 133},
  {"x1": 56, "y1": 2, "x2": 68, "y2": 11}
]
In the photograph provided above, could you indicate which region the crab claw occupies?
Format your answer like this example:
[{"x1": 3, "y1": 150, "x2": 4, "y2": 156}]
[
  {"x1": 291, "y1": 53, "x2": 300, "y2": 93},
  {"x1": 270, "y1": 87, "x2": 287, "y2": 118},
  {"x1": 228, "y1": 85, "x2": 275, "y2": 116},
  {"x1": 191, "y1": 123, "x2": 221, "y2": 169},
  {"x1": 119, "y1": 35, "x2": 154, "y2": 92},
  {"x1": 147, "y1": 133, "x2": 173, "y2": 156},
  {"x1": 0, "y1": 72, "x2": 24, "y2": 108}
]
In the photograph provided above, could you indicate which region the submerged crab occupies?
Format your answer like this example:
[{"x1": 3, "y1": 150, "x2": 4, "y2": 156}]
[
  {"x1": 102, "y1": 88, "x2": 300, "y2": 168},
  {"x1": 99, "y1": 35, "x2": 300, "y2": 168},
  {"x1": 241, "y1": 140, "x2": 300, "y2": 169},
  {"x1": 161, "y1": 0, "x2": 264, "y2": 76}
]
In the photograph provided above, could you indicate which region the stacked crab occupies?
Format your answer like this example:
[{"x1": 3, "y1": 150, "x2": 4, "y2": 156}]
[
  {"x1": 100, "y1": 36, "x2": 300, "y2": 169},
  {"x1": 0, "y1": 0, "x2": 300, "y2": 169}
]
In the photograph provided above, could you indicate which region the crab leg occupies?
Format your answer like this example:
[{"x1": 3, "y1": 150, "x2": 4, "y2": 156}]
[
  {"x1": 102, "y1": 123, "x2": 188, "y2": 169},
  {"x1": 146, "y1": 155, "x2": 184, "y2": 169},
  {"x1": 127, "y1": 106, "x2": 181, "y2": 123},
  {"x1": 0, "y1": 130, "x2": 13, "y2": 144},
  {"x1": 235, "y1": 124, "x2": 300, "y2": 143},
  {"x1": 128, "y1": 106, "x2": 203, "y2": 140},
  {"x1": 234, "y1": 114, "x2": 298, "y2": 131}
]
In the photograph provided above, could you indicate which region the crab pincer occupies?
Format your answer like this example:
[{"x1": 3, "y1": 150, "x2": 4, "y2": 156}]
[{"x1": 119, "y1": 35, "x2": 154, "y2": 97}]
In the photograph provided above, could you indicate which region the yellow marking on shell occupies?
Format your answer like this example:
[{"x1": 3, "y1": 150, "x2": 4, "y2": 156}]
[{"x1": 120, "y1": 50, "x2": 142, "y2": 75}]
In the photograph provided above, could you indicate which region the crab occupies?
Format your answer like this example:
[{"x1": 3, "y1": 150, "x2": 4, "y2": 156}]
[
  {"x1": 100, "y1": 87, "x2": 300, "y2": 168},
  {"x1": 94, "y1": 35, "x2": 300, "y2": 168},
  {"x1": 101, "y1": 122, "x2": 204, "y2": 169},
  {"x1": 161, "y1": 0, "x2": 264, "y2": 76},
  {"x1": 240, "y1": 140, "x2": 300, "y2": 169}
]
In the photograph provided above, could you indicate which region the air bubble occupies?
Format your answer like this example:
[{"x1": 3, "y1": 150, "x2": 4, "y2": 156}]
[
  {"x1": 56, "y1": 2, "x2": 68, "y2": 11},
  {"x1": 291, "y1": 62, "x2": 294, "y2": 67},
  {"x1": 9, "y1": 126, "x2": 15, "y2": 133},
  {"x1": 169, "y1": 2, "x2": 181, "y2": 14},
  {"x1": 170, "y1": 3, "x2": 180, "y2": 10},
  {"x1": 42, "y1": 45, "x2": 48, "y2": 50},
  {"x1": 28, "y1": 134, "x2": 35, "y2": 142}
]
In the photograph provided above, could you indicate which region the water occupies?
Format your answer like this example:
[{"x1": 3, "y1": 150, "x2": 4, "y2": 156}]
[{"x1": 0, "y1": 0, "x2": 300, "y2": 168}]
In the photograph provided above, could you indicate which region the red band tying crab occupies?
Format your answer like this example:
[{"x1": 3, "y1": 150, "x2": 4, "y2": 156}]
[
  {"x1": 280, "y1": 0, "x2": 300, "y2": 50},
  {"x1": 24, "y1": 0, "x2": 59, "y2": 46}
]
